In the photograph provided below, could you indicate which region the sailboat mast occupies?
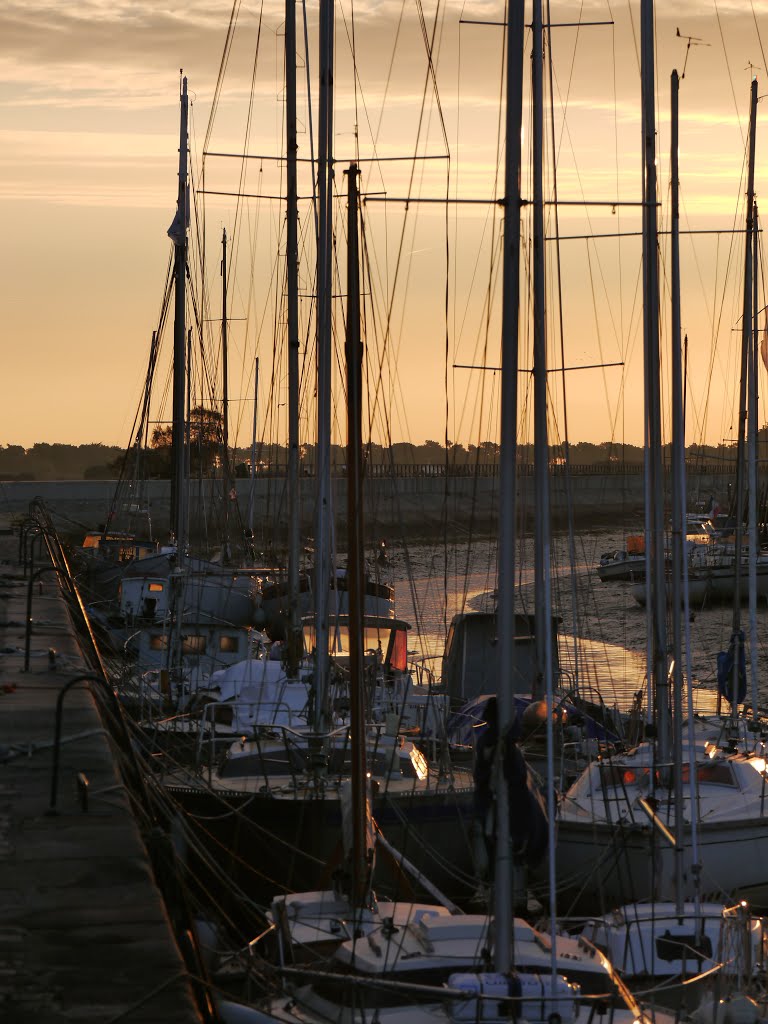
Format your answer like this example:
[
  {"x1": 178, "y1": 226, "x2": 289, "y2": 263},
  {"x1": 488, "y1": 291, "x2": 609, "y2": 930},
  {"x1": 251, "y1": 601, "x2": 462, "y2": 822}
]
[
  {"x1": 344, "y1": 163, "x2": 370, "y2": 905},
  {"x1": 532, "y1": 0, "x2": 552, "y2": 709},
  {"x1": 669, "y1": 69, "x2": 686, "y2": 910},
  {"x1": 169, "y1": 75, "x2": 189, "y2": 565},
  {"x1": 640, "y1": 0, "x2": 667, "y2": 764},
  {"x1": 221, "y1": 227, "x2": 231, "y2": 562},
  {"x1": 286, "y1": 0, "x2": 302, "y2": 674},
  {"x1": 748, "y1": 203, "x2": 760, "y2": 717},
  {"x1": 730, "y1": 80, "x2": 758, "y2": 702},
  {"x1": 313, "y1": 0, "x2": 334, "y2": 732},
  {"x1": 494, "y1": 0, "x2": 525, "y2": 973}
]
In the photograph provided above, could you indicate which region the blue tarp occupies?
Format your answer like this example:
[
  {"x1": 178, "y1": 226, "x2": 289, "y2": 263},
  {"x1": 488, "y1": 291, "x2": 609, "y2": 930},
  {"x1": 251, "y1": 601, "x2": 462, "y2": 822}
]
[{"x1": 717, "y1": 630, "x2": 747, "y2": 706}]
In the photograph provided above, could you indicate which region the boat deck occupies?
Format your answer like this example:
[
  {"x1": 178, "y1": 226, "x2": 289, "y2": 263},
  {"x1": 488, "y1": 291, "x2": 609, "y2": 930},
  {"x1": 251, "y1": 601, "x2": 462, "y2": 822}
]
[{"x1": 0, "y1": 529, "x2": 201, "y2": 1022}]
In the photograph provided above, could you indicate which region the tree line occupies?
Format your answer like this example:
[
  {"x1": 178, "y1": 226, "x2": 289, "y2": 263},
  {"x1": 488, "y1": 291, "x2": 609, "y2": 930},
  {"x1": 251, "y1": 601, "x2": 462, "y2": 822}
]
[{"x1": 0, "y1": 431, "x2": 745, "y2": 482}]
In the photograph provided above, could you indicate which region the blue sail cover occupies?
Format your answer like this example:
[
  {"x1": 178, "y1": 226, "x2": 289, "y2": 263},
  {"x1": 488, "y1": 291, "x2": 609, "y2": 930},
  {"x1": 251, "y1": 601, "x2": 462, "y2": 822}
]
[
  {"x1": 447, "y1": 693, "x2": 620, "y2": 745},
  {"x1": 717, "y1": 630, "x2": 747, "y2": 705}
]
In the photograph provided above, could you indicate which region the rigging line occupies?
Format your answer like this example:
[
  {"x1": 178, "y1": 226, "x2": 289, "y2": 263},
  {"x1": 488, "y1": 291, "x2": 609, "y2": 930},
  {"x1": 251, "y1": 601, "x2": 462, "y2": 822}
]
[
  {"x1": 202, "y1": 0, "x2": 242, "y2": 157},
  {"x1": 205, "y1": 152, "x2": 450, "y2": 163},
  {"x1": 344, "y1": 0, "x2": 361, "y2": 164},
  {"x1": 373, "y1": 0, "x2": 406, "y2": 149},
  {"x1": 699, "y1": 132, "x2": 750, "y2": 449},
  {"x1": 455, "y1": 361, "x2": 624, "y2": 372},
  {"x1": 750, "y1": 0, "x2": 768, "y2": 82},
  {"x1": 301, "y1": 0, "x2": 319, "y2": 246},
  {"x1": 610, "y1": 13, "x2": 625, "y2": 409},
  {"x1": 554, "y1": 229, "x2": 761, "y2": 240},
  {"x1": 449, "y1": 22, "x2": 507, "y2": 441},
  {"x1": 585, "y1": 239, "x2": 617, "y2": 449},
  {"x1": 369, "y1": 8, "x2": 447, "y2": 453},
  {"x1": 546, "y1": 0, "x2": 583, "y2": 668},
  {"x1": 443, "y1": 104, "x2": 450, "y2": 637},
  {"x1": 227, "y1": 0, "x2": 266, "y2": 308},
  {"x1": 713, "y1": 0, "x2": 746, "y2": 146},
  {"x1": 338, "y1": 0, "x2": 387, "y2": 179},
  {"x1": 452, "y1": 7, "x2": 507, "y2": 624},
  {"x1": 414, "y1": 0, "x2": 450, "y2": 154},
  {"x1": 365, "y1": 196, "x2": 648, "y2": 205}
]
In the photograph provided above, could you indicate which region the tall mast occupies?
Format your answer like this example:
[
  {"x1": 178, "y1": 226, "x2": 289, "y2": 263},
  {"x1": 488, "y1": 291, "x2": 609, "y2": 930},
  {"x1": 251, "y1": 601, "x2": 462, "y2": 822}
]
[
  {"x1": 313, "y1": 0, "x2": 334, "y2": 733},
  {"x1": 532, "y1": 0, "x2": 558, "y2": 974},
  {"x1": 532, "y1": 0, "x2": 551, "y2": 708},
  {"x1": 221, "y1": 227, "x2": 231, "y2": 563},
  {"x1": 344, "y1": 163, "x2": 370, "y2": 906},
  {"x1": 669, "y1": 69, "x2": 685, "y2": 910},
  {"x1": 640, "y1": 0, "x2": 667, "y2": 765},
  {"x1": 748, "y1": 202, "x2": 760, "y2": 718},
  {"x1": 286, "y1": 0, "x2": 302, "y2": 674},
  {"x1": 169, "y1": 75, "x2": 189, "y2": 566},
  {"x1": 494, "y1": 0, "x2": 525, "y2": 973},
  {"x1": 730, "y1": 79, "x2": 758, "y2": 715},
  {"x1": 248, "y1": 356, "x2": 260, "y2": 544}
]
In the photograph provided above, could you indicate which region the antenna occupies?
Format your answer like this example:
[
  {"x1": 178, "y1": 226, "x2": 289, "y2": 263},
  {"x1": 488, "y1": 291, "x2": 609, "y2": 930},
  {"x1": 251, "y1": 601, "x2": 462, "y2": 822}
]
[{"x1": 676, "y1": 26, "x2": 710, "y2": 79}]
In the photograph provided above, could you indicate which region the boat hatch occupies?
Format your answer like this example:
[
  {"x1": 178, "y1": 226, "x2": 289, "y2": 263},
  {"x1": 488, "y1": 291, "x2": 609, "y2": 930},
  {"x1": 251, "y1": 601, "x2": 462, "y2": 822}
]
[{"x1": 655, "y1": 932, "x2": 713, "y2": 963}]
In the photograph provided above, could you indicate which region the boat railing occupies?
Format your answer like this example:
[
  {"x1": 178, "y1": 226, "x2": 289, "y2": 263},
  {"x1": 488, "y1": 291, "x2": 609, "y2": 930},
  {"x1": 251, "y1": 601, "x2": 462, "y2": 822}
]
[
  {"x1": 193, "y1": 700, "x2": 315, "y2": 767},
  {"x1": 407, "y1": 654, "x2": 439, "y2": 690},
  {"x1": 194, "y1": 718, "x2": 431, "y2": 792}
]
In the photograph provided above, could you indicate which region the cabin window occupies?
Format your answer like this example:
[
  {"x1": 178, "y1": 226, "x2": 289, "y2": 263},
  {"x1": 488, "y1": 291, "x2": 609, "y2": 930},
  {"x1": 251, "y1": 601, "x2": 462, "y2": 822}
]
[
  {"x1": 149, "y1": 634, "x2": 169, "y2": 652},
  {"x1": 149, "y1": 583, "x2": 164, "y2": 593},
  {"x1": 599, "y1": 762, "x2": 736, "y2": 790},
  {"x1": 688, "y1": 763, "x2": 736, "y2": 787},
  {"x1": 390, "y1": 629, "x2": 407, "y2": 672},
  {"x1": 219, "y1": 635, "x2": 240, "y2": 653},
  {"x1": 182, "y1": 635, "x2": 206, "y2": 654}
]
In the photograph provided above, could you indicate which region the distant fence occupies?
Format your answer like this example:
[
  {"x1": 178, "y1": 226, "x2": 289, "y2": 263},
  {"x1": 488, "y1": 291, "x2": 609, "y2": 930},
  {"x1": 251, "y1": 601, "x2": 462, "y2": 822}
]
[{"x1": 245, "y1": 461, "x2": 733, "y2": 479}]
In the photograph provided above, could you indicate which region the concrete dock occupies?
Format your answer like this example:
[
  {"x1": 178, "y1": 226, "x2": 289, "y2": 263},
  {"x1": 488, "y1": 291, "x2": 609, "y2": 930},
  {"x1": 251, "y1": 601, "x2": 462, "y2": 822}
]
[{"x1": 0, "y1": 527, "x2": 202, "y2": 1022}]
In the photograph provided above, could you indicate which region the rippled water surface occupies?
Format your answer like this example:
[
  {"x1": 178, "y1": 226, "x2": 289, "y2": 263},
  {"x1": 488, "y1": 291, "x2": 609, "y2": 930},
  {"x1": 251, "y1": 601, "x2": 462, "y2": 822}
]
[{"x1": 384, "y1": 529, "x2": 766, "y2": 716}]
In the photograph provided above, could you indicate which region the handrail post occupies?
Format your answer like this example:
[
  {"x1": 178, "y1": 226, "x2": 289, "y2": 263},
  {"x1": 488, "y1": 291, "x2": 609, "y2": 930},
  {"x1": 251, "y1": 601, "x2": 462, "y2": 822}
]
[
  {"x1": 24, "y1": 566, "x2": 70, "y2": 672},
  {"x1": 21, "y1": 523, "x2": 42, "y2": 578},
  {"x1": 28, "y1": 529, "x2": 46, "y2": 580},
  {"x1": 48, "y1": 673, "x2": 118, "y2": 814}
]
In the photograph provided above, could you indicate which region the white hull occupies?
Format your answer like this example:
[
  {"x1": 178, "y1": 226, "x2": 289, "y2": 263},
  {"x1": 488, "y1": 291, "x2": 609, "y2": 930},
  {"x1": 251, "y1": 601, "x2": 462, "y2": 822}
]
[{"x1": 552, "y1": 814, "x2": 768, "y2": 909}]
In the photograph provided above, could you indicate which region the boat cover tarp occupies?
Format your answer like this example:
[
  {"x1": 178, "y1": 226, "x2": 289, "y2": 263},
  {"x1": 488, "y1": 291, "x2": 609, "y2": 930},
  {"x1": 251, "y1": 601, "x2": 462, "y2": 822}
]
[{"x1": 717, "y1": 630, "x2": 747, "y2": 705}]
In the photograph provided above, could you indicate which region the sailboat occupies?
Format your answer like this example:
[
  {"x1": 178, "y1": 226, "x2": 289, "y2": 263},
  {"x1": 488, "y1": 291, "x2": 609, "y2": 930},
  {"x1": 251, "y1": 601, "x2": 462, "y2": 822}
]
[
  {"x1": 213, "y1": 3, "x2": 682, "y2": 1024},
  {"x1": 556, "y1": 74, "x2": 768, "y2": 974},
  {"x1": 155, "y1": 43, "x2": 477, "y2": 908},
  {"x1": 159, "y1": 155, "x2": 479, "y2": 909},
  {"x1": 94, "y1": 78, "x2": 271, "y2": 718}
]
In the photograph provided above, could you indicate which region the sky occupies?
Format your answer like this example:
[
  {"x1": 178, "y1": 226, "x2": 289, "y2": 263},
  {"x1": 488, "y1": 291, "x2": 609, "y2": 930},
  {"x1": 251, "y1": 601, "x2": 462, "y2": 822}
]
[{"x1": 3, "y1": 0, "x2": 768, "y2": 453}]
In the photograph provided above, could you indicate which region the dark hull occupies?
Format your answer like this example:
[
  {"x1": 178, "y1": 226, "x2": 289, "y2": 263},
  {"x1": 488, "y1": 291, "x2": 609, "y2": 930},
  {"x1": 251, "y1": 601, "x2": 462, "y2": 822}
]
[{"x1": 163, "y1": 777, "x2": 478, "y2": 922}]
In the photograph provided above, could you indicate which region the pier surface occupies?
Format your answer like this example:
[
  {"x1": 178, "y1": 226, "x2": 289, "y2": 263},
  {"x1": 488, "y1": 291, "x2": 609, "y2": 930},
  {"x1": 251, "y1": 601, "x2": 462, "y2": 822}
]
[{"x1": 0, "y1": 529, "x2": 201, "y2": 1022}]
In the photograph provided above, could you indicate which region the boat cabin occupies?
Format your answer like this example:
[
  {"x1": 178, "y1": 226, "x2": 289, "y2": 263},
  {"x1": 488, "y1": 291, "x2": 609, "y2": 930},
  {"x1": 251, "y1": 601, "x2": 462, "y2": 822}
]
[
  {"x1": 134, "y1": 623, "x2": 251, "y2": 673},
  {"x1": 441, "y1": 611, "x2": 560, "y2": 704},
  {"x1": 118, "y1": 576, "x2": 168, "y2": 624},
  {"x1": 301, "y1": 614, "x2": 409, "y2": 673},
  {"x1": 82, "y1": 531, "x2": 158, "y2": 562}
]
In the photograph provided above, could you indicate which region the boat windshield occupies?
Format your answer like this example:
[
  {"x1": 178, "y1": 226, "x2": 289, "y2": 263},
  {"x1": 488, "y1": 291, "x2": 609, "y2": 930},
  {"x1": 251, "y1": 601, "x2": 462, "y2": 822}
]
[{"x1": 595, "y1": 762, "x2": 736, "y2": 789}]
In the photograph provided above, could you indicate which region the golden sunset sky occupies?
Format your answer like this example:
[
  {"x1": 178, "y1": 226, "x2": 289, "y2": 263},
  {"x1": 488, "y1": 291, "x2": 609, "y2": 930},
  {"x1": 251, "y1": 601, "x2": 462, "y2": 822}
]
[{"x1": 2, "y1": 0, "x2": 767, "y2": 452}]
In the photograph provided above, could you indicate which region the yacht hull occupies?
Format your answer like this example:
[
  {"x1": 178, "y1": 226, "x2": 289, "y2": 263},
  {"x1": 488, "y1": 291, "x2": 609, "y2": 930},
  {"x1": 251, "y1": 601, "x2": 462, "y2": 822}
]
[
  {"x1": 164, "y1": 776, "x2": 478, "y2": 912},
  {"x1": 551, "y1": 816, "x2": 768, "y2": 911}
]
